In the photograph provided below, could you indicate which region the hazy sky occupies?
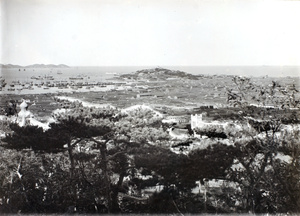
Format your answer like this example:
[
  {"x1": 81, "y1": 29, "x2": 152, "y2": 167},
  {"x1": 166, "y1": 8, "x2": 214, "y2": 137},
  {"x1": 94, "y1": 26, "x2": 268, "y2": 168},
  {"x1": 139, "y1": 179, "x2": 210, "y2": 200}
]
[{"x1": 1, "y1": 0, "x2": 300, "y2": 66}]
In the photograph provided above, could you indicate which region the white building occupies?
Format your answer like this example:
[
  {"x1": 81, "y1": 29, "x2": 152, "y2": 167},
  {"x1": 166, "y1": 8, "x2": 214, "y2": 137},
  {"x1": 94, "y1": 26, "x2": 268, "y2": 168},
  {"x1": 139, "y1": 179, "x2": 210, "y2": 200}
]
[{"x1": 191, "y1": 114, "x2": 203, "y2": 130}]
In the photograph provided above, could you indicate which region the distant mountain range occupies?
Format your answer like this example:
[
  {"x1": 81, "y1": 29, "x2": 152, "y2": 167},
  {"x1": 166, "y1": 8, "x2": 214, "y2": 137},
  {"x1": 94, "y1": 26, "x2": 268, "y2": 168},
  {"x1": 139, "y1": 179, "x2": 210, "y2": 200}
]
[
  {"x1": 0, "y1": 64, "x2": 69, "y2": 68},
  {"x1": 120, "y1": 67, "x2": 199, "y2": 80}
]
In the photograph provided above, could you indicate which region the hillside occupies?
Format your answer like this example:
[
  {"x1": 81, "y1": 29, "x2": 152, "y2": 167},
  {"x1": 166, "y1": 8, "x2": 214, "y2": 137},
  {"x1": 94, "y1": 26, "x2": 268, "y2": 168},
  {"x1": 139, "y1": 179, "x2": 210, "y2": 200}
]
[
  {"x1": 0, "y1": 64, "x2": 23, "y2": 68},
  {"x1": 120, "y1": 67, "x2": 198, "y2": 80},
  {"x1": 0, "y1": 64, "x2": 69, "y2": 68}
]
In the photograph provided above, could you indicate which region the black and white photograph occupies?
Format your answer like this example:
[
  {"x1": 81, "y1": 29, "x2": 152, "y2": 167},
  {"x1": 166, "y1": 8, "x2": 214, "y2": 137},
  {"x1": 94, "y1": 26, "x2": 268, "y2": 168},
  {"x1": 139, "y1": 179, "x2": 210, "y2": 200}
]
[{"x1": 0, "y1": 0, "x2": 300, "y2": 214}]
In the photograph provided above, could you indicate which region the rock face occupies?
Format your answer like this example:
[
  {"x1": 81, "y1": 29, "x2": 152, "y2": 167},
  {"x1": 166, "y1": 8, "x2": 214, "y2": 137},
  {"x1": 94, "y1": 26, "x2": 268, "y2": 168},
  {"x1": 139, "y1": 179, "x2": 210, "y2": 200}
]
[{"x1": 120, "y1": 67, "x2": 198, "y2": 80}]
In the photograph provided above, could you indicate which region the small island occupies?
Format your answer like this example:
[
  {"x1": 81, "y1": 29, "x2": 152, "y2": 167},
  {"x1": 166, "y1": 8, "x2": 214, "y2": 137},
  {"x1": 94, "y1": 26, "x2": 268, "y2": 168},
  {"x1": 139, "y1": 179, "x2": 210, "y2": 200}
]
[{"x1": 120, "y1": 67, "x2": 199, "y2": 80}]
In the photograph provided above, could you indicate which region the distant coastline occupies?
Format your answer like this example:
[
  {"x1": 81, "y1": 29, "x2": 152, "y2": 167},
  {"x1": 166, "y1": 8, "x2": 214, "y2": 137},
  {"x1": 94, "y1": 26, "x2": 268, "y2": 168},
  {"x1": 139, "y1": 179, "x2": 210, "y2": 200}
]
[{"x1": 0, "y1": 64, "x2": 69, "y2": 68}]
